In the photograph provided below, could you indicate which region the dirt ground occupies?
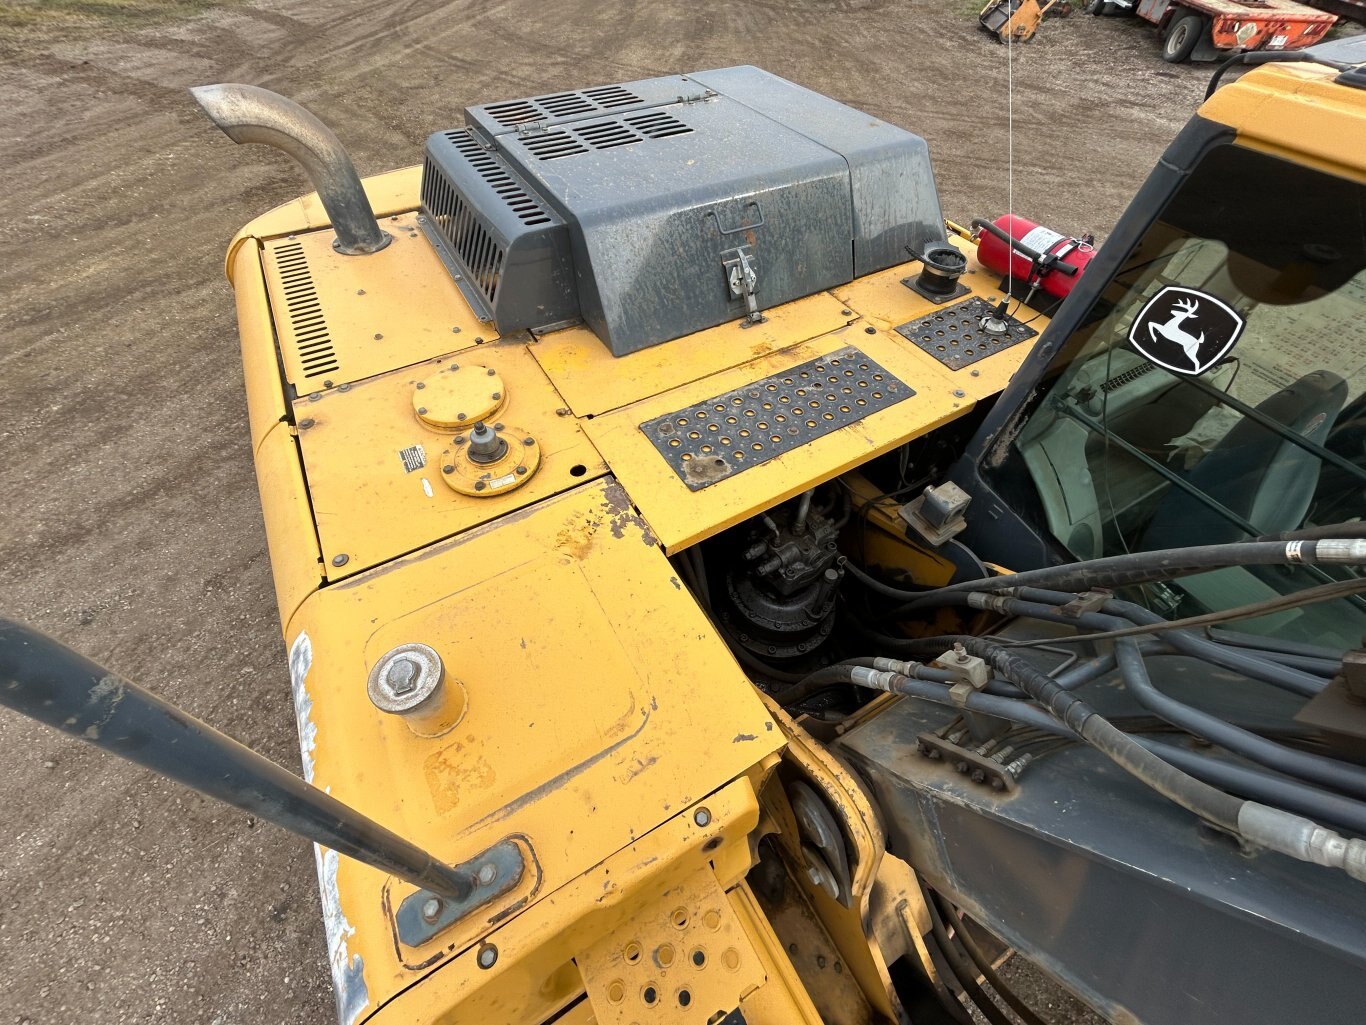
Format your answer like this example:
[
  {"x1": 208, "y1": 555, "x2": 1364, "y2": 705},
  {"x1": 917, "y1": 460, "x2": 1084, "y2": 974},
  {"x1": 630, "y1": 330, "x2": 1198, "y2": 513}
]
[{"x1": 0, "y1": 2, "x2": 1212, "y2": 1022}]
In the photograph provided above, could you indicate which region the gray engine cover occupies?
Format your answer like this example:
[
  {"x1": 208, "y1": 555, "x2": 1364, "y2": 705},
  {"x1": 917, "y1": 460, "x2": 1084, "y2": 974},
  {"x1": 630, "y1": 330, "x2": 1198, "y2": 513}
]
[{"x1": 419, "y1": 67, "x2": 946, "y2": 356}]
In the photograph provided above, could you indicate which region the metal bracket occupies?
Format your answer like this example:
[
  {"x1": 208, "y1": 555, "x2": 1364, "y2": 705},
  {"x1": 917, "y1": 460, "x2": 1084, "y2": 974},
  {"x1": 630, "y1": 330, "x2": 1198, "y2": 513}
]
[
  {"x1": 935, "y1": 645, "x2": 990, "y2": 690},
  {"x1": 1058, "y1": 589, "x2": 1111, "y2": 619},
  {"x1": 394, "y1": 838, "x2": 526, "y2": 948},
  {"x1": 899, "y1": 481, "x2": 972, "y2": 547},
  {"x1": 916, "y1": 727, "x2": 1019, "y2": 793},
  {"x1": 722, "y1": 245, "x2": 767, "y2": 327}
]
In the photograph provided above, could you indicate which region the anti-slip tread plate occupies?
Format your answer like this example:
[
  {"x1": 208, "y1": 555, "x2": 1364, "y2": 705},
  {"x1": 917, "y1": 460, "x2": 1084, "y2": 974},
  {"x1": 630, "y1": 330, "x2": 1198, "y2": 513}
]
[
  {"x1": 894, "y1": 296, "x2": 1036, "y2": 371},
  {"x1": 639, "y1": 346, "x2": 913, "y2": 491}
]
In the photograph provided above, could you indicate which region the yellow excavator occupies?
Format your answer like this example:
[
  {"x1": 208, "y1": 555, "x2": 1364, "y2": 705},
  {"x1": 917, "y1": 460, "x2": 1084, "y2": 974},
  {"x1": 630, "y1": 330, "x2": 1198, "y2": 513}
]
[{"x1": 3, "y1": 36, "x2": 1365, "y2": 1025}]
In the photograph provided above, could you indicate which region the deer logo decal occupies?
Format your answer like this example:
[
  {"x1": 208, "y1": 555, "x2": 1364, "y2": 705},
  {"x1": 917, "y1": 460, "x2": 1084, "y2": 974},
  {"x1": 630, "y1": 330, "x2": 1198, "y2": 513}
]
[{"x1": 1128, "y1": 286, "x2": 1244, "y2": 376}]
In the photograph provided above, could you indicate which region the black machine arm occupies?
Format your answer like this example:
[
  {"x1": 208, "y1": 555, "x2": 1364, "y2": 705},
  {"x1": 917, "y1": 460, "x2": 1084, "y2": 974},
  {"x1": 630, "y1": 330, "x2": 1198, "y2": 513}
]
[{"x1": 0, "y1": 618, "x2": 475, "y2": 902}]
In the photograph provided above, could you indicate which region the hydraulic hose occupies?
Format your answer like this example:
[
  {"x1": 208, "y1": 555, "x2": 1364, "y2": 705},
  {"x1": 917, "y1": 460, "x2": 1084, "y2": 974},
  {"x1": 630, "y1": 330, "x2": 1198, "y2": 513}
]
[{"x1": 864, "y1": 539, "x2": 1366, "y2": 612}]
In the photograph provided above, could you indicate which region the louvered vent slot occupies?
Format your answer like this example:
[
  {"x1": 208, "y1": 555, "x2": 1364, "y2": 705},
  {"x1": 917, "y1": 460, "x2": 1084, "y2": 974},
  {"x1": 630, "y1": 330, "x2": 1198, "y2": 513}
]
[
  {"x1": 573, "y1": 120, "x2": 642, "y2": 150},
  {"x1": 439, "y1": 131, "x2": 552, "y2": 226},
  {"x1": 537, "y1": 91, "x2": 596, "y2": 117},
  {"x1": 274, "y1": 241, "x2": 338, "y2": 379},
  {"x1": 420, "y1": 155, "x2": 508, "y2": 304},
  {"x1": 624, "y1": 111, "x2": 693, "y2": 140},
  {"x1": 484, "y1": 99, "x2": 541, "y2": 127},
  {"x1": 523, "y1": 130, "x2": 590, "y2": 160},
  {"x1": 582, "y1": 84, "x2": 642, "y2": 108}
]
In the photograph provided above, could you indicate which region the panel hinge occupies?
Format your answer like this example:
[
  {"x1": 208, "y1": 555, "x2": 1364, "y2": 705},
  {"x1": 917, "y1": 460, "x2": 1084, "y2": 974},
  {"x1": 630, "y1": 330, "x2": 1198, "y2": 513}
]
[{"x1": 723, "y1": 245, "x2": 767, "y2": 327}]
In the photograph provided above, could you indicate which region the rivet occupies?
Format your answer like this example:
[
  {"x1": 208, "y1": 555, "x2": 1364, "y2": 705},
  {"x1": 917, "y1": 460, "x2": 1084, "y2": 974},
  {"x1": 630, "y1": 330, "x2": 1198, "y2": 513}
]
[
  {"x1": 454, "y1": 436, "x2": 468, "y2": 446},
  {"x1": 450, "y1": 363, "x2": 460, "y2": 371},
  {"x1": 970, "y1": 369, "x2": 981, "y2": 377},
  {"x1": 457, "y1": 413, "x2": 467, "y2": 421},
  {"x1": 442, "y1": 464, "x2": 454, "y2": 474},
  {"x1": 523, "y1": 437, "x2": 534, "y2": 446},
  {"x1": 421, "y1": 897, "x2": 442, "y2": 922},
  {"x1": 332, "y1": 554, "x2": 349, "y2": 567},
  {"x1": 515, "y1": 466, "x2": 527, "y2": 476},
  {"x1": 486, "y1": 368, "x2": 496, "y2": 377},
  {"x1": 416, "y1": 382, "x2": 426, "y2": 390},
  {"x1": 417, "y1": 407, "x2": 428, "y2": 415},
  {"x1": 474, "y1": 337, "x2": 484, "y2": 344},
  {"x1": 374, "y1": 333, "x2": 383, "y2": 341},
  {"x1": 477, "y1": 944, "x2": 498, "y2": 969},
  {"x1": 953, "y1": 389, "x2": 966, "y2": 398},
  {"x1": 298, "y1": 418, "x2": 315, "y2": 429},
  {"x1": 339, "y1": 383, "x2": 351, "y2": 393},
  {"x1": 451, "y1": 326, "x2": 462, "y2": 333},
  {"x1": 308, "y1": 393, "x2": 321, "y2": 403},
  {"x1": 356, "y1": 289, "x2": 366, "y2": 296},
  {"x1": 841, "y1": 309, "x2": 852, "y2": 315},
  {"x1": 491, "y1": 392, "x2": 501, "y2": 400},
  {"x1": 474, "y1": 481, "x2": 486, "y2": 492},
  {"x1": 693, "y1": 807, "x2": 711, "y2": 827},
  {"x1": 864, "y1": 326, "x2": 876, "y2": 334},
  {"x1": 477, "y1": 863, "x2": 498, "y2": 885}
]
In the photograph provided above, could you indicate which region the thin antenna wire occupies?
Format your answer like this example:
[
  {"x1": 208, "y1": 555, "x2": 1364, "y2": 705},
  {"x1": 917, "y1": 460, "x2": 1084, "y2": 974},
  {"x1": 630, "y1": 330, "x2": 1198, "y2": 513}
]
[{"x1": 1006, "y1": 5, "x2": 1016, "y2": 309}]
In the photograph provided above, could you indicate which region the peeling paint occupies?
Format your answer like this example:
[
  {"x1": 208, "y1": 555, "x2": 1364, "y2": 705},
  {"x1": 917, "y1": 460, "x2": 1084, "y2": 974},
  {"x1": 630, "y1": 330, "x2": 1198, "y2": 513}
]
[
  {"x1": 733, "y1": 732, "x2": 757, "y2": 743},
  {"x1": 287, "y1": 631, "x2": 370, "y2": 1025}
]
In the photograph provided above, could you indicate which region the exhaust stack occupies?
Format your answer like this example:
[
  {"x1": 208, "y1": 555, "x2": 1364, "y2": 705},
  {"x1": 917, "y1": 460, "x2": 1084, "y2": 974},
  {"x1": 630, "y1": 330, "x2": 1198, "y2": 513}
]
[{"x1": 191, "y1": 83, "x2": 390, "y2": 255}]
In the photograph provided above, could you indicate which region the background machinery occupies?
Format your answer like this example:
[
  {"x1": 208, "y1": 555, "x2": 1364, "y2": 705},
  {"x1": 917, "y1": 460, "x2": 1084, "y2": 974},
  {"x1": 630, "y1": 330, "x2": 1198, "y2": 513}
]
[{"x1": 3, "y1": 39, "x2": 1366, "y2": 1025}]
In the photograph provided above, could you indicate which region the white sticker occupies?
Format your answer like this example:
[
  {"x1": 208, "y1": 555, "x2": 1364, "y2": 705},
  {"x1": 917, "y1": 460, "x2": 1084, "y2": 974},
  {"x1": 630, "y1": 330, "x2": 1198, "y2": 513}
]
[{"x1": 1019, "y1": 225, "x2": 1066, "y2": 255}]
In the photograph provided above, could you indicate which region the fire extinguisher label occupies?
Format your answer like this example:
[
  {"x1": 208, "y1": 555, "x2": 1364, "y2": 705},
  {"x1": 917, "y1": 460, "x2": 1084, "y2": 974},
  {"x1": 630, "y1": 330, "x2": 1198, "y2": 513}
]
[{"x1": 1019, "y1": 225, "x2": 1066, "y2": 255}]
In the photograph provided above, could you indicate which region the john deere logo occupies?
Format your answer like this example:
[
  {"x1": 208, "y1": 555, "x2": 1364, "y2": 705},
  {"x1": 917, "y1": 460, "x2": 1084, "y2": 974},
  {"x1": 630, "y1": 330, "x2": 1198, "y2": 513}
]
[{"x1": 1128, "y1": 286, "x2": 1244, "y2": 376}]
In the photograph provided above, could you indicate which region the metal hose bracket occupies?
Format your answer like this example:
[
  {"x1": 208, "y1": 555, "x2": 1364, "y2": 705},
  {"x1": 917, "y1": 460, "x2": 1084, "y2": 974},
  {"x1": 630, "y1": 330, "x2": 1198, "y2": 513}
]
[{"x1": 191, "y1": 82, "x2": 391, "y2": 255}]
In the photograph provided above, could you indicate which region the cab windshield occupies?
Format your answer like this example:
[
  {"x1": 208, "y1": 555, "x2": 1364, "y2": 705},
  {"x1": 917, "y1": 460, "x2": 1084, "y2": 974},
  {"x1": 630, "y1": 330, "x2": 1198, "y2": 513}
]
[{"x1": 988, "y1": 144, "x2": 1366, "y2": 647}]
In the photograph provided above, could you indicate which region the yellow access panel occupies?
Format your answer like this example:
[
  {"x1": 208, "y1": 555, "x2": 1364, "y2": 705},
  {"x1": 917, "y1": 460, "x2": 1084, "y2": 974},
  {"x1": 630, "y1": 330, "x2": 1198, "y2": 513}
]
[{"x1": 285, "y1": 477, "x2": 784, "y2": 1019}]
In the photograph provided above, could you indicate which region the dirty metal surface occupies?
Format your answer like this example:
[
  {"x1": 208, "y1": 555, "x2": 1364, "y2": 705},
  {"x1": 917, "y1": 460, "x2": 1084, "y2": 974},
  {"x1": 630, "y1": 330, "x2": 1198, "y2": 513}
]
[
  {"x1": 639, "y1": 347, "x2": 913, "y2": 491},
  {"x1": 894, "y1": 296, "x2": 1036, "y2": 371}
]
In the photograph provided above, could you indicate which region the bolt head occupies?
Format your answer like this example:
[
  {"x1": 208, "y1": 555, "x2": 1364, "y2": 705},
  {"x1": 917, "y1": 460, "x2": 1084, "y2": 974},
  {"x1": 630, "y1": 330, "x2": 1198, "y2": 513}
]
[
  {"x1": 474, "y1": 481, "x2": 486, "y2": 492},
  {"x1": 384, "y1": 657, "x2": 421, "y2": 696},
  {"x1": 299, "y1": 418, "x2": 315, "y2": 429},
  {"x1": 693, "y1": 807, "x2": 711, "y2": 827},
  {"x1": 477, "y1": 863, "x2": 498, "y2": 886},
  {"x1": 416, "y1": 382, "x2": 426, "y2": 390},
  {"x1": 417, "y1": 407, "x2": 428, "y2": 415},
  {"x1": 442, "y1": 464, "x2": 455, "y2": 474},
  {"x1": 421, "y1": 897, "x2": 442, "y2": 922},
  {"x1": 491, "y1": 392, "x2": 501, "y2": 401},
  {"x1": 476, "y1": 945, "x2": 498, "y2": 969},
  {"x1": 374, "y1": 333, "x2": 383, "y2": 341},
  {"x1": 515, "y1": 466, "x2": 527, "y2": 476},
  {"x1": 486, "y1": 368, "x2": 496, "y2": 377},
  {"x1": 953, "y1": 389, "x2": 966, "y2": 398}
]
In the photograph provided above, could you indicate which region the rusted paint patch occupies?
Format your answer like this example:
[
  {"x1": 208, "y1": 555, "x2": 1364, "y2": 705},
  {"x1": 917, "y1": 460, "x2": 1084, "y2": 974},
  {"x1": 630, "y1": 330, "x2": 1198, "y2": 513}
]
[
  {"x1": 600, "y1": 480, "x2": 659, "y2": 547},
  {"x1": 733, "y1": 732, "x2": 757, "y2": 743}
]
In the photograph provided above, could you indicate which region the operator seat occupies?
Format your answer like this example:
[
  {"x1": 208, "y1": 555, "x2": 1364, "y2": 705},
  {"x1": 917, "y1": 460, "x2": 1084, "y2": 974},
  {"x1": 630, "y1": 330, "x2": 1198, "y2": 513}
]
[{"x1": 1142, "y1": 370, "x2": 1348, "y2": 548}]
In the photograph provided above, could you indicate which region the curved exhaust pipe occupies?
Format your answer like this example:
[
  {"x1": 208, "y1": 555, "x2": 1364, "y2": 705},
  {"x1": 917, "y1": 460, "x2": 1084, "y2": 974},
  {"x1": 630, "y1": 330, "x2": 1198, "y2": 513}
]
[{"x1": 191, "y1": 83, "x2": 390, "y2": 255}]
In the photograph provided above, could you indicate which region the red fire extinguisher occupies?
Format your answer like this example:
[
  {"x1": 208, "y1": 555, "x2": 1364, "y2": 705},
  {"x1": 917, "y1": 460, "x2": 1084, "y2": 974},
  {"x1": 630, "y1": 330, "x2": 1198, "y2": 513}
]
[{"x1": 973, "y1": 214, "x2": 1095, "y2": 300}]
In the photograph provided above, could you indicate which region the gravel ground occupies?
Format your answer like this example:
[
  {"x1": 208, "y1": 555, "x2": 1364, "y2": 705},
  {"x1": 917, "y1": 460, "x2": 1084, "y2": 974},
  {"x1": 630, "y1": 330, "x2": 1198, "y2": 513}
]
[{"x1": 0, "y1": 2, "x2": 1209, "y2": 1022}]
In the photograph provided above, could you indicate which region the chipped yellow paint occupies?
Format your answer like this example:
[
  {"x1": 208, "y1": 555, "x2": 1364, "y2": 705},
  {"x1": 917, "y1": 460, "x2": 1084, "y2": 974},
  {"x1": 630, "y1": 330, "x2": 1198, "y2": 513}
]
[
  {"x1": 286, "y1": 481, "x2": 785, "y2": 1017},
  {"x1": 292, "y1": 341, "x2": 605, "y2": 579},
  {"x1": 579, "y1": 322, "x2": 977, "y2": 553}
]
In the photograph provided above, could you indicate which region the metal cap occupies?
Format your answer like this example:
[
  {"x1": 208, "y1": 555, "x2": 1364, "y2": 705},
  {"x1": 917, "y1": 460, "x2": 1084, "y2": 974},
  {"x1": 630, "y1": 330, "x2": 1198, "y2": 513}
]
[{"x1": 367, "y1": 643, "x2": 444, "y2": 713}]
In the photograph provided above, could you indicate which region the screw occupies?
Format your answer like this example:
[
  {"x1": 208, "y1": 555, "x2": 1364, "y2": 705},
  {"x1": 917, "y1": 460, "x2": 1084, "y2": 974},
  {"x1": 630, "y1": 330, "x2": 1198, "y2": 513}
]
[
  {"x1": 523, "y1": 437, "x2": 534, "y2": 446},
  {"x1": 486, "y1": 369, "x2": 496, "y2": 377},
  {"x1": 474, "y1": 481, "x2": 486, "y2": 492},
  {"x1": 416, "y1": 382, "x2": 425, "y2": 390},
  {"x1": 864, "y1": 326, "x2": 876, "y2": 334},
  {"x1": 442, "y1": 464, "x2": 454, "y2": 474},
  {"x1": 477, "y1": 863, "x2": 498, "y2": 886},
  {"x1": 452, "y1": 326, "x2": 461, "y2": 333},
  {"x1": 332, "y1": 554, "x2": 349, "y2": 567},
  {"x1": 515, "y1": 466, "x2": 527, "y2": 476},
  {"x1": 476, "y1": 944, "x2": 498, "y2": 969},
  {"x1": 953, "y1": 389, "x2": 966, "y2": 398},
  {"x1": 421, "y1": 897, "x2": 442, "y2": 923},
  {"x1": 384, "y1": 658, "x2": 420, "y2": 696},
  {"x1": 693, "y1": 807, "x2": 711, "y2": 827},
  {"x1": 454, "y1": 436, "x2": 467, "y2": 446},
  {"x1": 417, "y1": 407, "x2": 428, "y2": 415},
  {"x1": 374, "y1": 333, "x2": 383, "y2": 341},
  {"x1": 298, "y1": 418, "x2": 315, "y2": 429},
  {"x1": 491, "y1": 392, "x2": 501, "y2": 400},
  {"x1": 953, "y1": 642, "x2": 968, "y2": 662},
  {"x1": 457, "y1": 412, "x2": 466, "y2": 421}
]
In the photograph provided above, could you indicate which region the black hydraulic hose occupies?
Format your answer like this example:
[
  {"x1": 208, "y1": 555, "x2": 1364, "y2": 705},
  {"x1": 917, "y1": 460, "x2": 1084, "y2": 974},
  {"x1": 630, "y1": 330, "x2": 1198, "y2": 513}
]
[
  {"x1": 1138, "y1": 738, "x2": 1366, "y2": 838},
  {"x1": 1205, "y1": 627, "x2": 1346, "y2": 663},
  {"x1": 1114, "y1": 639, "x2": 1366, "y2": 800},
  {"x1": 919, "y1": 883, "x2": 1018, "y2": 1025},
  {"x1": 1258, "y1": 520, "x2": 1366, "y2": 543},
  {"x1": 876, "y1": 539, "x2": 1366, "y2": 611},
  {"x1": 949, "y1": 637, "x2": 1244, "y2": 832},
  {"x1": 0, "y1": 618, "x2": 476, "y2": 901},
  {"x1": 931, "y1": 894, "x2": 1051, "y2": 1025},
  {"x1": 778, "y1": 662, "x2": 964, "y2": 708}
]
